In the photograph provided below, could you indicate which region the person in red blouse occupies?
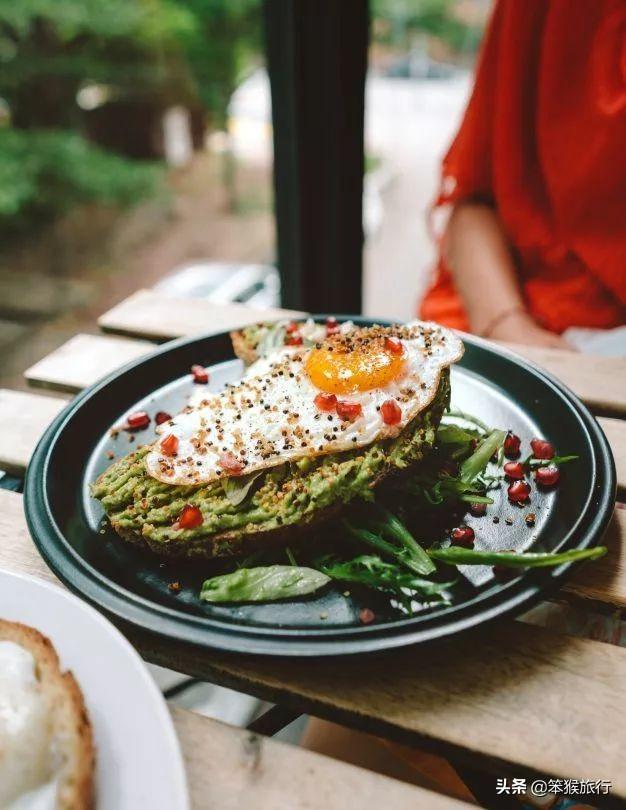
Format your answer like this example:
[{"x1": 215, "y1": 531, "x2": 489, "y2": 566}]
[{"x1": 420, "y1": 0, "x2": 626, "y2": 348}]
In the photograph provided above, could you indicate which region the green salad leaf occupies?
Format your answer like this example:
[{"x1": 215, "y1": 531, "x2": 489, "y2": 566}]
[
  {"x1": 429, "y1": 546, "x2": 607, "y2": 568},
  {"x1": 460, "y1": 429, "x2": 506, "y2": 483},
  {"x1": 344, "y1": 505, "x2": 435, "y2": 576},
  {"x1": 318, "y1": 554, "x2": 454, "y2": 603},
  {"x1": 221, "y1": 470, "x2": 263, "y2": 506},
  {"x1": 200, "y1": 565, "x2": 330, "y2": 603}
]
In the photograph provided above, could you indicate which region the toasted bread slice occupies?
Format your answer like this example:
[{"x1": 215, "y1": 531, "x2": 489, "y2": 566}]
[{"x1": 0, "y1": 619, "x2": 95, "y2": 810}]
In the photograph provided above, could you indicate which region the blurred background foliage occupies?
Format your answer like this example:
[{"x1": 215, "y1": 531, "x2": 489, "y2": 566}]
[
  {"x1": 0, "y1": 0, "x2": 482, "y2": 233},
  {"x1": 0, "y1": 0, "x2": 261, "y2": 232},
  {"x1": 372, "y1": 0, "x2": 484, "y2": 59}
]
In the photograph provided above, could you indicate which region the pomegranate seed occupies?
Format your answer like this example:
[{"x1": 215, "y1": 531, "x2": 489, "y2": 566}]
[
  {"x1": 219, "y1": 451, "x2": 244, "y2": 475},
  {"x1": 451, "y1": 525, "x2": 475, "y2": 545},
  {"x1": 286, "y1": 321, "x2": 299, "y2": 333},
  {"x1": 285, "y1": 333, "x2": 303, "y2": 346},
  {"x1": 191, "y1": 364, "x2": 209, "y2": 384},
  {"x1": 469, "y1": 502, "x2": 487, "y2": 517},
  {"x1": 380, "y1": 399, "x2": 402, "y2": 426},
  {"x1": 326, "y1": 317, "x2": 340, "y2": 337},
  {"x1": 535, "y1": 464, "x2": 560, "y2": 487},
  {"x1": 531, "y1": 438, "x2": 555, "y2": 459},
  {"x1": 160, "y1": 433, "x2": 179, "y2": 457},
  {"x1": 314, "y1": 392, "x2": 337, "y2": 412},
  {"x1": 384, "y1": 336, "x2": 403, "y2": 355},
  {"x1": 507, "y1": 480, "x2": 531, "y2": 503},
  {"x1": 503, "y1": 461, "x2": 525, "y2": 480},
  {"x1": 503, "y1": 432, "x2": 521, "y2": 458},
  {"x1": 155, "y1": 411, "x2": 172, "y2": 425},
  {"x1": 359, "y1": 608, "x2": 375, "y2": 625},
  {"x1": 126, "y1": 411, "x2": 150, "y2": 431},
  {"x1": 177, "y1": 504, "x2": 203, "y2": 530},
  {"x1": 336, "y1": 400, "x2": 363, "y2": 421}
]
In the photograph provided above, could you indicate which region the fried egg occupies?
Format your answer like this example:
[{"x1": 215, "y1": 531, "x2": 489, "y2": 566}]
[{"x1": 145, "y1": 321, "x2": 464, "y2": 485}]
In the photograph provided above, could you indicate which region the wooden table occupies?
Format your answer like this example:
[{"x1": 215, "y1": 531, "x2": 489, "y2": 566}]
[{"x1": 3, "y1": 288, "x2": 626, "y2": 807}]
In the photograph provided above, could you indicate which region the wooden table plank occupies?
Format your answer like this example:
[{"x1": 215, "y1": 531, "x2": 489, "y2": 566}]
[
  {"x1": 564, "y1": 508, "x2": 626, "y2": 607},
  {"x1": 499, "y1": 341, "x2": 626, "y2": 418},
  {"x1": 25, "y1": 333, "x2": 154, "y2": 394},
  {"x1": 96, "y1": 296, "x2": 626, "y2": 414},
  {"x1": 599, "y1": 418, "x2": 626, "y2": 499},
  {"x1": 98, "y1": 289, "x2": 305, "y2": 341},
  {"x1": 172, "y1": 707, "x2": 469, "y2": 809},
  {"x1": 0, "y1": 389, "x2": 66, "y2": 475},
  {"x1": 3, "y1": 489, "x2": 626, "y2": 797}
]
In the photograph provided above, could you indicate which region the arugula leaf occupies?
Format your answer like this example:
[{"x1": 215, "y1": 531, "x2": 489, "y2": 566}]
[
  {"x1": 528, "y1": 454, "x2": 579, "y2": 468},
  {"x1": 318, "y1": 554, "x2": 454, "y2": 602},
  {"x1": 428, "y1": 546, "x2": 607, "y2": 568},
  {"x1": 200, "y1": 566, "x2": 330, "y2": 603},
  {"x1": 343, "y1": 507, "x2": 435, "y2": 576},
  {"x1": 460, "y1": 429, "x2": 506, "y2": 483}
]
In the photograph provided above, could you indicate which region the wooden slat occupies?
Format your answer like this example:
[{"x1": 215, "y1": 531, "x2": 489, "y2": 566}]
[
  {"x1": 96, "y1": 300, "x2": 626, "y2": 414},
  {"x1": 25, "y1": 333, "x2": 154, "y2": 394},
  {"x1": 599, "y1": 418, "x2": 626, "y2": 499},
  {"x1": 500, "y1": 341, "x2": 626, "y2": 418},
  {"x1": 98, "y1": 289, "x2": 305, "y2": 341},
  {"x1": 3, "y1": 489, "x2": 626, "y2": 797},
  {"x1": 172, "y1": 708, "x2": 468, "y2": 809},
  {"x1": 564, "y1": 508, "x2": 626, "y2": 607},
  {"x1": 0, "y1": 389, "x2": 66, "y2": 474}
]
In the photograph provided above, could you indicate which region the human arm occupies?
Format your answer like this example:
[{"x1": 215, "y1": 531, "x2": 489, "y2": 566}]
[{"x1": 443, "y1": 202, "x2": 569, "y2": 348}]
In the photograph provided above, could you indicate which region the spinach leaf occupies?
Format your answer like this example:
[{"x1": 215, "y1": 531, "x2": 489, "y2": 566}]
[{"x1": 200, "y1": 565, "x2": 330, "y2": 603}]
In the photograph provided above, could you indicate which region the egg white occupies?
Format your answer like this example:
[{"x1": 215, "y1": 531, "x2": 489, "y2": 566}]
[{"x1": 145, "y1": 321, "x2": 463, "y2": 485}]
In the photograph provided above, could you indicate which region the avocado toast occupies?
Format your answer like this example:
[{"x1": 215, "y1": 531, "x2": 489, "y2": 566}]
[
  {"x1": 92, "y1": 320, "x2": 461, "y2": 559},
  {"x1": 92, "y1": 373, "x2": 449, "y2": 558}
]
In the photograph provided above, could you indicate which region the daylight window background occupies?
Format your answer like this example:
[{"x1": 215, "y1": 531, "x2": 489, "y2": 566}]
[{"x1": 0, "y1": 0, "x2": 488, "y2": 390}]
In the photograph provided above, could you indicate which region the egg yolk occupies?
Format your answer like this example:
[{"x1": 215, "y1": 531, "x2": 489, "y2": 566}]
[{"x1": 305, "y1": 341, "x2": 406, "y2": 394}]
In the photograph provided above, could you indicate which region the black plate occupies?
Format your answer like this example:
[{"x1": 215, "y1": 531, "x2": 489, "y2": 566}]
[{"x1": 25, "y1": 318, "x2": 615, "y2": 656}]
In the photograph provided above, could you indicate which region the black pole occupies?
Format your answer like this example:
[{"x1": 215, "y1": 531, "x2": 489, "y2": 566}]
[{"x1": 263, "y1": 0, "x2": 369, "y2": 313}]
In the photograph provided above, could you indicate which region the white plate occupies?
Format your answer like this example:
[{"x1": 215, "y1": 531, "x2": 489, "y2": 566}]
[{"x1": 0, "y1": 569, "x2": 189, "y2": 810}]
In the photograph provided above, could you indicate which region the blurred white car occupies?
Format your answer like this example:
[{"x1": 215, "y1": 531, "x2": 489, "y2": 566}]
[{"x1": 154, "y1": 262, "x2": 281, "y2": 308}]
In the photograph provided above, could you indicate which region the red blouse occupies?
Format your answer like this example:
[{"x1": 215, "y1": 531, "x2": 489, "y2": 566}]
[{"x1": 420, "y1": 0, "x2": 626, "y2": 333}]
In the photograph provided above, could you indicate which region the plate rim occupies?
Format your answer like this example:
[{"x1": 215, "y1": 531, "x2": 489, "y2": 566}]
[
  {"x1": 24, "y1": 319, "x2": 616, "y2": 656},
  {"x1": 0, "y1": 567, "x2": 190, "y2": 808}
]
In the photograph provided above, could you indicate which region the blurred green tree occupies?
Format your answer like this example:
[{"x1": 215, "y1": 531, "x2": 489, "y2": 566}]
[{"x1": 0, "y1": 0, "x2": 261, "y2": 229}]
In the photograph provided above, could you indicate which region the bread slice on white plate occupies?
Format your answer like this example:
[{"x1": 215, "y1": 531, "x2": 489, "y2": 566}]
[{"x1": 0, "y1": 619, "x2": 95, "y2": 809}]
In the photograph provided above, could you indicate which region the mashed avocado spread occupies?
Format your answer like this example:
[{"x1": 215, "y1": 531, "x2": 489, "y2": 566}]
[{"x1": 92, "y1": 372, "x2": 450, "y2": 558}]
